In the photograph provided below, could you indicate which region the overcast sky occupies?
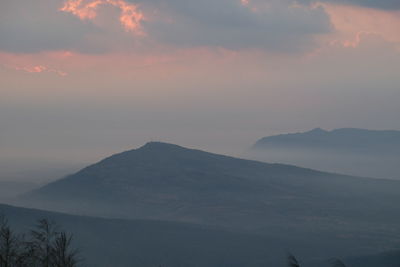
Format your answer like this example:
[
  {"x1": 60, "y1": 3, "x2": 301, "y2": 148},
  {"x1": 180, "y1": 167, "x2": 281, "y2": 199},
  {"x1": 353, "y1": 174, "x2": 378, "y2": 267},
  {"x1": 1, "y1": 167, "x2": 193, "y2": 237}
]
[{"x1": 1, "y1": 0, "x2": 400, "y2": 166}]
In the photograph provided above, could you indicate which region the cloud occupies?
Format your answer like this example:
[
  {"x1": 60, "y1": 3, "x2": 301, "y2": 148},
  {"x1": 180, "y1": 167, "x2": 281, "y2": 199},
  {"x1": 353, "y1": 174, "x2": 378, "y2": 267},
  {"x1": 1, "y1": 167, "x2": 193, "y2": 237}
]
[
  {"x1": 2, "y1": 0, "x2": 399, "y2": 56},
  {"x1": 0, "y1": 0, "x2": 102, "y2": 53},
  {"x1": 12, "y1": 65, "x2": 68, "y2": 76},
  {"x1": 298, "y1": 0, "x2": 400, "y2": 10},
  {"x1": 0, "y1": 0, "x2": 333, "y2": 54},
  {"x1": 321, "y1": 2, "x2": 400, "y2": 47},
  {"x1": 60, "y1": 0, "x2": 145, "y2": 34},
  {"x1": 137, "y1": 0, "x2": 332, "y2": 52}
]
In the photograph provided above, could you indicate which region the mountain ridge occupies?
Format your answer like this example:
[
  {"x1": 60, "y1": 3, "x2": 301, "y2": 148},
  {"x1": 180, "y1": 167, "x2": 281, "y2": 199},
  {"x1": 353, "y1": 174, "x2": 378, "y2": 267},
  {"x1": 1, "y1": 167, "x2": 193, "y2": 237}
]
[
  {"x1": 249, "y1": 128, "x2": 400, "y2": 179},
  {"x1": 253, "y1": 128, "x2": 400, "y2": 153}
]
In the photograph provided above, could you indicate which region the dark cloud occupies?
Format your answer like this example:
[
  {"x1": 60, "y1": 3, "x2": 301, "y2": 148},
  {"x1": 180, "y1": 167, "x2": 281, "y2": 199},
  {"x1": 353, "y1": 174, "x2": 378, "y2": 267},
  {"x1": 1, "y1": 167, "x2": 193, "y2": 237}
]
[
  {"x1": 138, "y1": 0, "x2": 332, "y2": 52},
  {"x1": 0, "y1": 0, "x2": 332, "y2": 53}
]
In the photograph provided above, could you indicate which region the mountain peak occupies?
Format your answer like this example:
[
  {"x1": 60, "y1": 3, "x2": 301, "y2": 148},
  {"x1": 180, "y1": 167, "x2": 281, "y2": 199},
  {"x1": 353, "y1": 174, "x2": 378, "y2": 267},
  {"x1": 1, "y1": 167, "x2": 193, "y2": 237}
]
[
  {"x1": 140, "y1": 141, "x2": 183, "y2": 150},
  {"x1": 96, "y1": 142, "x2": 192, "y2": 165},
  {"x1": 307, "y1": 128, "x2": 328, "y2": 134},
  {"x1": 310, "y1": 127, "x2": 327, "y2": 133}
]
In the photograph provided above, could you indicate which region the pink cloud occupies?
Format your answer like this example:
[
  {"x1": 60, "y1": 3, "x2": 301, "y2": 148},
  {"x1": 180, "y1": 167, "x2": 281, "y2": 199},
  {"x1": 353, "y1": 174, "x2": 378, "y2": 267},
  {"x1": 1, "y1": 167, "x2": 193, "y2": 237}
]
[
  {"x1": 240, "y1": 0, "x2": 250, "y2": 6},
  {"x1": 320, "y1": 3, "x2": 400, "y2": 48},
  {"x1": 60, "y1": 0, "x2": 102, "y2": 20},
  {"x1": 13, "y1": 65, "x2": 68, "y2": 76},
  {"x1": 60, "y1": 0, "x2": 145, "y2": 34},
  {"x1": 341, "y1": 31, "x2": 378, "y2": 48}
]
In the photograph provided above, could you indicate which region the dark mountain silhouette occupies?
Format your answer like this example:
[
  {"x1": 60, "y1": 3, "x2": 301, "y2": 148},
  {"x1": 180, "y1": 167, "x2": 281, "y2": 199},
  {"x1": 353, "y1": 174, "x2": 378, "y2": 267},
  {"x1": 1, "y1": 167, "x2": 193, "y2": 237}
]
[
  {"x1": 249, "y1": 128, "x2": 400, "y2": 179},
  {"x1": 19, "y1": 142, "x2": 400, "y2": 257}
]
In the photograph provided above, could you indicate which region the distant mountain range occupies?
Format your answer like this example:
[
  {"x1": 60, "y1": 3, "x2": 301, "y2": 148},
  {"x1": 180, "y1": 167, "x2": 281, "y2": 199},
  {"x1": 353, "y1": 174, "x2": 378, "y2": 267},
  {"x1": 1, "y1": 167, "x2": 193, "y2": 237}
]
[
  {"x1": 17, "y1": 142, "x2": 400, "y2": 260},
  {"x1": 253, "y1": 128, "x2": 400, "y2": 154},
  {"x1": 249, "y1": 128, "x2": 400, "y2": 179}
]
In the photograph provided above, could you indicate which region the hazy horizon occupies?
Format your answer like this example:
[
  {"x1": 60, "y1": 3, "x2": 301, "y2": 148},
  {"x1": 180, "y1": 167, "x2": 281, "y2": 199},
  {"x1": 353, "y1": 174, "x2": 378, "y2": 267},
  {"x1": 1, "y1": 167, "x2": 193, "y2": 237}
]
[
  {"x1": 1, "y1": 2, "x2": 400, "y2": 266},
  {"x1": 1, "y1": 0, "x2": 400, "y2": 171},
  {"x1": 2, "y1": 126, "x2": 400, "y2": 184}
]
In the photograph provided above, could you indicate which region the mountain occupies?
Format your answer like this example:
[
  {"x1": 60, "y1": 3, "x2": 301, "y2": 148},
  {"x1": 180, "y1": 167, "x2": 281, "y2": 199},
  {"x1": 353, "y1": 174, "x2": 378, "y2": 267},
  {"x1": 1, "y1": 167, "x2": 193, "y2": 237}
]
[
  {"x1": 249, "y1": 128, "x2": 400, "y2": 179},
  {"x1": 18, "y1": 142, "x2": 400, "y2": 258},
  {"x1": 252, "y1": 128, "x2": 400, "y2": 153}
]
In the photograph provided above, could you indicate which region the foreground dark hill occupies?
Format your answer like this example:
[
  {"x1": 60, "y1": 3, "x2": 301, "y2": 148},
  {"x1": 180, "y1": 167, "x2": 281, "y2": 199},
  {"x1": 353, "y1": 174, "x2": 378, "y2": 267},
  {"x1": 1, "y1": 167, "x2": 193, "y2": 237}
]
[
  {"x1": 20, "y1": 142, "x2": 400, "y2": 256},
  {"x1": 250, "y1": 128, "x2": 400, "y2": 179},
  {"x1": 2, "y1": 203, "x2": 399, "y2": 267},
  {"x1": 0, "y1": 203, "x2": 286, "y2": 267}
]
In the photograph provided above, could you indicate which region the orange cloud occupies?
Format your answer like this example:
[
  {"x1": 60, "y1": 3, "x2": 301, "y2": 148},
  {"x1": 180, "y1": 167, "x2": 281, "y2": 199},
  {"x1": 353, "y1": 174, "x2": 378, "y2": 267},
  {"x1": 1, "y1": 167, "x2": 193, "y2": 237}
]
[
  {"x1": 60, "y1": 0, "x2": 145, "y2": 34},
  {"x1": 60, "y1": 0, "x2": 102, "y2": 20},
  {"x1": 14, "y1": 65, "x2": 68, "y2": 76}
]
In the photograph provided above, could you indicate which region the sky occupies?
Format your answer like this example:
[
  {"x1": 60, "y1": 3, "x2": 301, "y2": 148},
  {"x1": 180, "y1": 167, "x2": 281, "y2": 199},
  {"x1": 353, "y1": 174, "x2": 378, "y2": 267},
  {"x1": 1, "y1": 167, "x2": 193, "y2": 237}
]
[{"x1": 1, "y1": 0, "x2": 400, "y2": 168}]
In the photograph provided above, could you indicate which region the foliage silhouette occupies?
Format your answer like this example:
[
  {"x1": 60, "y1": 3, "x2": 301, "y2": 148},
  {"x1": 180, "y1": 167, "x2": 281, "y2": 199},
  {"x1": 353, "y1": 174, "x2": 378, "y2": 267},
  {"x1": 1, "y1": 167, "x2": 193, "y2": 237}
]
[
  {"x1": 0, "y1": 215, "x2": 80, "y2": 267},
  {"x1": 287, "y1": 253, "x2": 348, "y2": 267},
  {"x1": 288, "y1": 253, "x2": 300, "y2": 267}
]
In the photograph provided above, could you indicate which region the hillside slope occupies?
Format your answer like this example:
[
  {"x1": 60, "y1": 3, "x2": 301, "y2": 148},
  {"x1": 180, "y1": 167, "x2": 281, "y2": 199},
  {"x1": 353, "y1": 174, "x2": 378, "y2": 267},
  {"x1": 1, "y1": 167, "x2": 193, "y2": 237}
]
[{"x1": 19, "y1": 142, "x2": 400, "y2": 257}]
